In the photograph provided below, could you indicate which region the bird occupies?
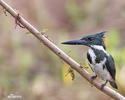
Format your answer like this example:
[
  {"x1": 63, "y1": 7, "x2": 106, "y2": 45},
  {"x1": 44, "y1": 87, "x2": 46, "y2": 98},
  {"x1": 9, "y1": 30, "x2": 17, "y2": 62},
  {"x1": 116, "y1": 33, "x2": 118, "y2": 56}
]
[{"x1": 61, "y1": 31, "x2": 118, "y2": 89}]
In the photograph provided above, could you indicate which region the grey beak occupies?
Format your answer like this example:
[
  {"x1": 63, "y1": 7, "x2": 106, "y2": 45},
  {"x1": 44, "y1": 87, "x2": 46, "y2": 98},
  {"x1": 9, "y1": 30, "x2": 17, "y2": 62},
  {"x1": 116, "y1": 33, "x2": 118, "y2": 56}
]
[{"x1": 61, "y1": 39, "x2": 86, "y2": 45}]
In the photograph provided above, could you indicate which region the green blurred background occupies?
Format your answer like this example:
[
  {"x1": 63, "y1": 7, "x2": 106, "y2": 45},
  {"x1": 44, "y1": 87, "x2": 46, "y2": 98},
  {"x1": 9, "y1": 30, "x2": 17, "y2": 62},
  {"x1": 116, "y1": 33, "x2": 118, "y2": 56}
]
[{"x1": 0, "y1": 0, "x2": 125, "y2": 100}]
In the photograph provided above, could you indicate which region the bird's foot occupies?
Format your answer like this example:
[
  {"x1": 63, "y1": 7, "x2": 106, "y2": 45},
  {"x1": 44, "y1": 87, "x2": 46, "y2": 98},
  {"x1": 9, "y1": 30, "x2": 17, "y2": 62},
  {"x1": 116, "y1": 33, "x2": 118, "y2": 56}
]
[
  {"x1": 101, "y1": 84, "x2": 106, "y2": 90},
  {"x1": 91, "y1": 75, "x2": 97, "y2": 80},
  {"x1": 100, "y1": 80, "x2": 108, "y2": 90}
]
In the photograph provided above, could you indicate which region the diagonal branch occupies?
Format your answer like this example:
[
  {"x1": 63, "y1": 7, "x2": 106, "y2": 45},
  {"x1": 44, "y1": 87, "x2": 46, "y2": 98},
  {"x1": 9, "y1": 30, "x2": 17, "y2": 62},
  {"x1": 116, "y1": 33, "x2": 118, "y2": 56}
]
[{"x1": 0, "y1": 0, "x2": 124, "y2": 100}]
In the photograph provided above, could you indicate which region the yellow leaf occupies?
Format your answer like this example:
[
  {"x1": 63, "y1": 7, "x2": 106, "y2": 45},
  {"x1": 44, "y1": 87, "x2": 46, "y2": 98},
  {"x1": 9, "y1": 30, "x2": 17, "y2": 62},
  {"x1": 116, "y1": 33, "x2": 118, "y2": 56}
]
[{"x1": 62, "y1": 63, "x2": 73, "y2": 85}]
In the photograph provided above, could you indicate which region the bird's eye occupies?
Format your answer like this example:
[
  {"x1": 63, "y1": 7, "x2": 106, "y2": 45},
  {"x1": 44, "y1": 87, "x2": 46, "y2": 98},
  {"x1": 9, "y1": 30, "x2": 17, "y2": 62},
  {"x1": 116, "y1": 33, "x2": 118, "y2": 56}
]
[{"x1": 88, "y1": 37, "x2": 93, "y2": 41}]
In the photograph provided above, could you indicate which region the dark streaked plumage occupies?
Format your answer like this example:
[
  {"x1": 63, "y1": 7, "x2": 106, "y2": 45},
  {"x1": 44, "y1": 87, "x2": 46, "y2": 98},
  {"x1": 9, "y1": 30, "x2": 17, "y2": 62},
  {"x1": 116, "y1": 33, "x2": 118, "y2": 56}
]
[{"x1": 87, "y1": 53, "x2": 92, "y2": 64}]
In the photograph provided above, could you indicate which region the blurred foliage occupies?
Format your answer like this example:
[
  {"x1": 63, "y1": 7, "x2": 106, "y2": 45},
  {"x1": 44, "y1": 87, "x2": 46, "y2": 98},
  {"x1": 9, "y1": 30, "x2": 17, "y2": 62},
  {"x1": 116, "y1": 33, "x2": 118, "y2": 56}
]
[
  {"x1": 65, "y1": 0, "x2": 85, "y2": 27},
  {"x1": 106, "y1": 29, "x2": 125, "y2": 67},
  {"x1": 0, "y1": 0, "x2": 125, "y2": 100}
]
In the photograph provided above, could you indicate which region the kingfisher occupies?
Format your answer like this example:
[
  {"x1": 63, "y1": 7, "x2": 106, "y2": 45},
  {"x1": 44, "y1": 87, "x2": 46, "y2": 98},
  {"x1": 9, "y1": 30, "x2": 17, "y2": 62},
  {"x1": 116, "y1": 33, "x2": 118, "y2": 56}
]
[{"x1": 61, "y1": 31, "x2": 118, "y2": 89}]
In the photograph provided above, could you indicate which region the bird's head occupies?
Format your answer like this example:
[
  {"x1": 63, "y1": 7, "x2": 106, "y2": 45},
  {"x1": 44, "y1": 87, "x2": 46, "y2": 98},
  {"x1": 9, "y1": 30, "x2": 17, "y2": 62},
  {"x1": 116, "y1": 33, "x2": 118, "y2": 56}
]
[{"x1": 61, "y1": 31, "x2": 106, "y2": 49}]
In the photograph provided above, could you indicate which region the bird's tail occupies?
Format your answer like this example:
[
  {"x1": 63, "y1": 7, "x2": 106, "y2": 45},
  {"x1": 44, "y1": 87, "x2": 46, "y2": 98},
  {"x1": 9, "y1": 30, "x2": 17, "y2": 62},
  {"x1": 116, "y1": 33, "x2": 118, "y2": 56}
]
[{"x1": 109, "y1": 81, "x2": 118, "y2": 89}]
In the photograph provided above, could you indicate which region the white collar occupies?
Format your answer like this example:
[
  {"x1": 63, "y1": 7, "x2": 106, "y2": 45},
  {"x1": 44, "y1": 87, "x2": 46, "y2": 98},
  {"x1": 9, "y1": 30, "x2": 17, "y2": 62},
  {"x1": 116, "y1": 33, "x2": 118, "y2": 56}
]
[{"x1": 91, "y1": 45, "x2": 105, "y2": 51}]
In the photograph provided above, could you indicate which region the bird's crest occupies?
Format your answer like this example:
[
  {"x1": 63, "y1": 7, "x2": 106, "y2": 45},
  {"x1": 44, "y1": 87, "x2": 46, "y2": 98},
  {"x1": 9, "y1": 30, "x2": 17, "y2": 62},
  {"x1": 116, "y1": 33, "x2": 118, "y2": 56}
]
[{"x1": 96, "y1": 31, "x2": 107, "y2": 38}]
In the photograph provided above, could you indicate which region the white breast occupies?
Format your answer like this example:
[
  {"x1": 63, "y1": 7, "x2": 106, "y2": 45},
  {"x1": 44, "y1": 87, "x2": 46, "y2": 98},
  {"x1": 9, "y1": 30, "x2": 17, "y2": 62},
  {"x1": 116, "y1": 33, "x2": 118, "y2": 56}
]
[
  {"x1": 88, "y1": 48, "x2": 112, "y2": 81},
  {"x1": 88, "y1": 49, "x2": 96, "y2": 64}
]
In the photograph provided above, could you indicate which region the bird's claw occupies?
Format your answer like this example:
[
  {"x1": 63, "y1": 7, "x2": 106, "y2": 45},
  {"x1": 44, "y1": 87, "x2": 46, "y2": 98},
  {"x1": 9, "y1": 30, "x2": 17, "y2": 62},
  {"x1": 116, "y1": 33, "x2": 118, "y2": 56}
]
[
  {"x1": 101, "y1": 83, "x2": 106, "y2": 90},
  {"x1": 90, "y1": 75, "x2": 97, "y2": 80},
  {"x1": 100, "y1": 80, "x2": 108, "y2": 90}
]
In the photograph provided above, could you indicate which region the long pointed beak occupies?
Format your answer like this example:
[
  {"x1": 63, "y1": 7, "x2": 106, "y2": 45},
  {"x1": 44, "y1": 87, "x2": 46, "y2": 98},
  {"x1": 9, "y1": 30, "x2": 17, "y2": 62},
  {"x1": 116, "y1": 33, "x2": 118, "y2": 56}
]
[{"x1": 61, "y1": 39, "x2": 86, "y2": 45}]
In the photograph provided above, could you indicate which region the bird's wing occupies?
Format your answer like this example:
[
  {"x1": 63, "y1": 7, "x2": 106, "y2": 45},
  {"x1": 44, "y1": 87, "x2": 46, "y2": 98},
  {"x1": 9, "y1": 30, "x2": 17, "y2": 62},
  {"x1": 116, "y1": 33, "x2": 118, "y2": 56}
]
[{"x1": 105, "y1": 55, "x2": 116, "y2": 80}]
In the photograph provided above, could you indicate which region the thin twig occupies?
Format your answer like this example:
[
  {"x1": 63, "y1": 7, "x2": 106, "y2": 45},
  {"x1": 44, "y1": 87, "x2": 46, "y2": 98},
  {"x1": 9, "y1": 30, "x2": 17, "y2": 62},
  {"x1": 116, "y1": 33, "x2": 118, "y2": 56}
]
[
  {"x1": 65, "y1": 67, "x2": 75, "y2": 80},
  {"x1": 0, "y1": 0, "x2": 125, "y2": 100},
  {"x1": 15, "y1": 13, "x2": 25, "y2": 28},
  {"x1": 2, "y1": 7, "x2": 7, "y2": 16}
]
